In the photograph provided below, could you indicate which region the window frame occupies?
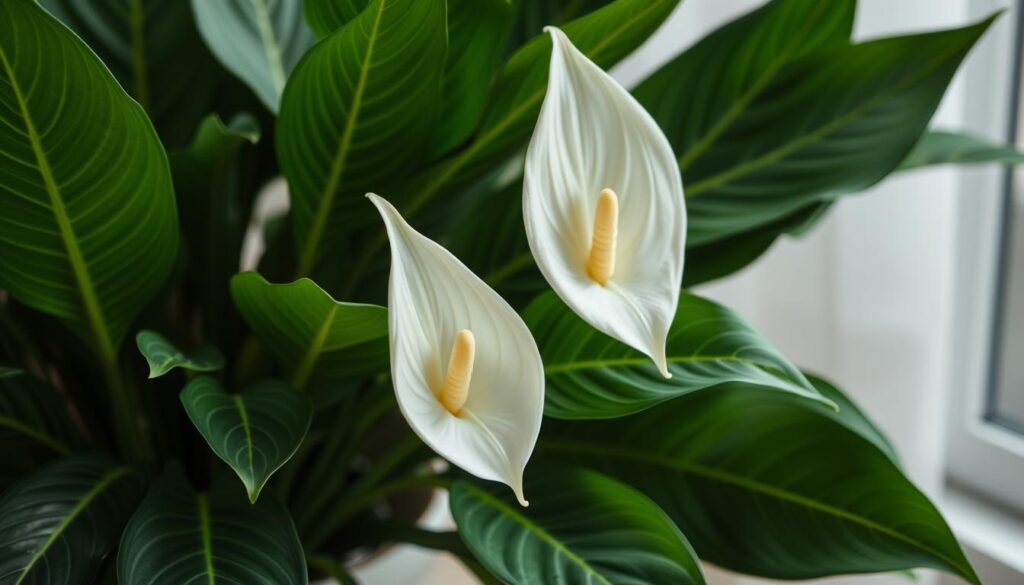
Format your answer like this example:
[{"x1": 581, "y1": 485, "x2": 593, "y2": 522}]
[{"x1": 946, "y1": 0, "x2": 1024, "y2": 512}]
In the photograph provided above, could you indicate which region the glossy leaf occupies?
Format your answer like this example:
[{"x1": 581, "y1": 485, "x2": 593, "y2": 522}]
[
  {"x1": 683, "y1": 201, "x2": 831, "y2": 287},
  {"x1": 0, "y1": 455, "x2": 144, "y2": 585},
  {"x1": 118, "y1": 465, "x2": 308, "y2": 585},
  {"x1": 540, "y1": 386, "x2": 978, "y2": 583},
  {"x1": 899, "y1": 129, "x2": 1024, "y2": 170},
  {"x1": 39, "y1": 0, "x2": 220, "y2": 146},
  {"x1": 180, "y1": 377, "x2": 312, "y2": 502},
  {"x1": 636, "y1": 4, "x2": 992, "y2": 246},
  {"x1": 524, "y1": 291, "x2": 832, "y2": 419},
  {"x1": 804, "y1": 372, "x2": 901, "y2": 465},
  {"x1": 231, "y1": 272, "x2": 389, "y2": 390},
  {"x1": 432, "y1": 0, "x2": 514, "y2": 155},
  {"x1": 278, "y1": 0, "x2": 448, "y2": 275},
  {"x1": 0, "y1": 0, "x2": 179, "y2": 357},
  {"x1": 191, "y1": 0, "x2": 314, "y2": 112},
  {"x1": 400, "y1": 0, "x2": 682, "y2": 220},
  {"x1": 451, "y1": 467, "x2": 706, "y2": 585},
  {"x1": 0, "y1": 367, "x2": 81, "y2": 454},
  {"x1": 136, "y1": 330, "x2": 225, "y2": 379}
]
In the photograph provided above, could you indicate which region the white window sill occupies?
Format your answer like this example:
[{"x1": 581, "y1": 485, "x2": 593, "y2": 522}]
[{"x1": 942, "y1": 485, "x2": 1024, "y2": 582}]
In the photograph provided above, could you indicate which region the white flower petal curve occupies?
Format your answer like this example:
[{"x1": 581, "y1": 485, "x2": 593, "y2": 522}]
[
  {"x1": 368, "y1": 194, "x2": 544, "y2": 506},
  {"x1": 523, "y1": 27, "x2": 687, "y2": 379}
]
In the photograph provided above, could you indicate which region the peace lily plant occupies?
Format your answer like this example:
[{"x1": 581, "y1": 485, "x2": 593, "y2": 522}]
[{"x1": 1, "y1": 0, "x2": 1021, "y2": 584}]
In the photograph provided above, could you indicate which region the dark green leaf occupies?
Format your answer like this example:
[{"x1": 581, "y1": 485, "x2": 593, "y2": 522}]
[
  {"x1": 803, "y1": 372, "x2": 901, "y2": 465},
  {"x1": 230, "y1": 272, "x2": 388, "y2": 391},
  {"x1": 432, "y1": 0, "x2": 515, "y2": 155},
  {"x1": 637, "y1": 0, "x2": 854, "y2": 173},
  {"x1": 136, "y1": 330, "x2": 225, "y2": 379},
  {"x1": 170, "y1": 113, "x2": 261, "y2": 343},
  {"x1": 0, "y1": 455, "x2": 145, "y2": 585},
  {"x1": 278, "y1": 0, "x2": 448, "y2": 275},
  {"x1": 682, "y1": 201, "x2": 832, "y2": 287},
  {"x1": 449, "y1": 179, "x2": 545, "y2": 306},
  {"x1": 505, "y1": 0, "x2": 613, "y2": 51},
  {"x1": 38, "y1": 0, "x2": 221, "y2": 146},
  {"x1": 899, "y1": 129, "x2": 1024, "y2": 170},
  {"x1": 400, "y1": 0, "x2": 682, "y2": 219},
  {"x1": 180, "y1": 377, "x2": 312, "y2": 502},
  {"x1": 450, "y1": 467, "x2": 706, "y2": 585},
  {"x1": 0, "y1": 0, "x2": 179, "y2": 358},
  {"x1": 0, "y1": 367, "x2": 81, "y2": 454},
  {"x1": 191, "y1": 0, "x2": 314, "y2": 112},
  {"x1": 524, "y1": 291, "x2": 832, "y2": 419},
  {"x1": 303, "y1": 0, "x2": 365, "y2": 37},
  {"x1": 118, "y1": 464, "x2": 308, "y2": 585},
  {"x1": 540, "y1": 386, "x2": 978, "y2": 583},
  {"x1": 636, "y1": 5, "x2": 992, "y2": 246}
]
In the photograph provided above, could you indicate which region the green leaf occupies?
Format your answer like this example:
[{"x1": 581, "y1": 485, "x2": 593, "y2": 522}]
[
  {"x1": 899, "y1": 129, "x2": 1024, "y2": 170},
  {"x1": 682, "y1": 201, "x2": 832, "y2": 287},
  {"x1": 118, "y1": 464, "x2": 308, "y2": 585},
  {"x1": 540, "y1": 386, "x2": 978, "y2": 583},
  {"x1": 0, "y1": 455, "x2": 145, "y2": 585},
  {"x1": 0, "y1": 367, "x2": 81, "y2": 454},
  {"x1": 524, "y1": 291, "x2": 832, "y2": 419},
  {"x1": 278, "y1": 0, "x2": 448, "y2": 276},
  {"x1": 400, "y1": 0, "x2": 681, "y2": 219},
  {"x1": 505, "y1": 0, "x2": 612, "y2": 50},
  {"x1": 432, "y1": 0, "x2": 514, "y2": 155},
  {"x1": 450, "y1": 467, "x2": 706, "y2": 585},
  {"x1": 449, "y1": 180, "x2": 546, "y2": 306},
  {"x1": 136, "y1": 330, "x2": 225, "y2": 379},
  {"x1": 38, "y1": 0, "x2": 221, "y2": 146},
  {"x1": 170, "y1": 113, "x2": 261, "y2": 342},
  {"x1": 303, "y1": 0, "x2": 365, "y2": 37},
  {"x1": 0, "y1": 0, "x2": 179, "y2": 359},
  {"x1": 230, "y1": 272, "x2": 389, "y2": 391},
  {"x1": 191, "y1": 0, "x2": 315, "y2": 112},
  {"x1": 637, "y1": 0, "x2": 854, "y2": 172},
  {"x1": 635, "y1": 5, "x2": 992, "y2": 246},
  {"x1": 180, "y1": 376, "x2": 312, "y2": 502},
  {"x1": 803, "y1": 372, "x2": 901, "y2": 465}
]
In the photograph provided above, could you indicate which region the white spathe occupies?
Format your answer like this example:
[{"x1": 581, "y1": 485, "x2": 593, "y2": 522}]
[
  {"x1": 523, "y1": 27, "x2": 687, "y2": 378},
  {"x1": 368, "y1": 194, "x2": 544, "y2": 506}
]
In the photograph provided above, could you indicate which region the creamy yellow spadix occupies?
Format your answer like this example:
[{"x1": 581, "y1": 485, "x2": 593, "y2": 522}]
[
  {"x1": 523, "y1": 27, "x2": 687, "y2": 379},
  {"x1": 368, "y1": 194, "x2": 544, "y2": 507}
]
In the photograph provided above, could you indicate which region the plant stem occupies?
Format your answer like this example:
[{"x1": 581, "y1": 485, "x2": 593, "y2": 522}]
[
  {"x1": 305, "y1": 432, "x2": 426, "y2": 549},
  {"x1": 102, "y1": 356, "x2": 152, "y2": 464},
  {"x1": 294, "y1": 389, "x2": 395, "y2": 530},
  {"x1": 306, "y1": 555, "x2": 358, "y2": 585}
]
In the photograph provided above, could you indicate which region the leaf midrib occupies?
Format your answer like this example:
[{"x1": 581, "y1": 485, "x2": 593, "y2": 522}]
[
  {"x1": 0, "y1": 42, "x2": 117, "y2": 363},
  {"x1": 685, "y1": 33, "x2": 971, "y2": 198},
  {"x1": 297, "y1": 0, "x2": 387, "y2": 275},
  {"x1": 249, "y1": 0, "x2": 288, "y2": 96},
  {"x1": 459, "y1": 483, "x2": 615, "y2": 585},
  {"x1": 543, "y1": 354, "x2": 771, "y2": 375},
  {"x1": 15, "y1": 466, "x2": 131, "y2": 584},
  {"x1": 540, "y1": 440, "x2": 974, "y2": 579},
  {"x1": 197, "y1": 493, "x2": 216, "y2": 585},
  {"x1": 233, "y1": 394, "x2": 256, "y2": 494},
  {"x1": 0, "y1": 415, "x2": 70, "y2": 454},
  {"x1": 291, "y1": 304, "x2": 339, "y2": 389}
]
